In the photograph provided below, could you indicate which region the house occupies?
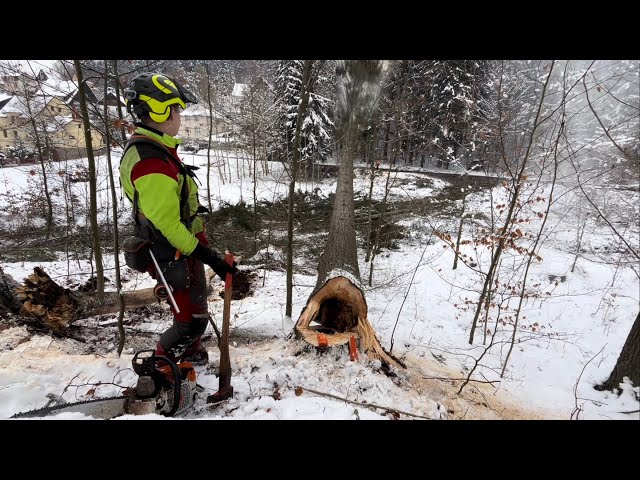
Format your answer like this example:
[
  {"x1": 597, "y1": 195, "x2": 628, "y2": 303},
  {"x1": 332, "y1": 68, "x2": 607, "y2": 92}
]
[
  {"x1": 96, "y1": 87, "x2": 126, "y2": 109},
  {"x1": 0, "y1": 73, "x2": 104, "y2": 160},
  {"x1": 179, "y1": 104, "x2": 227, "y2": 145},
  {"x1": 0, "y1": 66, "x2": 49, "y2": 95},
  {"x1": 0, "y1": 95, "x2": 30, "y2": 153},
  {"x1": 33, "y1": 77, "x2": 104, "y2": 152},
  {"x1": 231, "y1": 83, "x2": 248, "y2": 107}
]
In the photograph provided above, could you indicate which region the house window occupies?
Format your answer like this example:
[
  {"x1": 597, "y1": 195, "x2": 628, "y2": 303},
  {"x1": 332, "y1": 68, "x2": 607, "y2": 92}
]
[
  {"x1": 58, "y1": 107, "x2": 61, "y2": 113},
  {"x1": 13, "y1": 131, "x2": 18, "y2": 138},
  {"x1": 51, "y1": 106, "x2": 54, "y2": 112},
  {"x1": 3, "y1": 130, "x2": 6, "y2": 138}
]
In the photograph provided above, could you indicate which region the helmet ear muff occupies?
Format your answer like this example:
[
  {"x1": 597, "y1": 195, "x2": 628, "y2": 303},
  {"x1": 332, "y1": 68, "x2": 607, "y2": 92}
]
[{"x1": 149, "y1": 108, "x2": 170, "y2": 123}]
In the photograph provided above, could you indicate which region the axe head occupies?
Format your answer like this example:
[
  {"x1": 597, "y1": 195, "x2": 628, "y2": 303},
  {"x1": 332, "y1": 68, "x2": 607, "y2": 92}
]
[{"x1": 207, "y1": 386, "x2": 234, "y2": 404}]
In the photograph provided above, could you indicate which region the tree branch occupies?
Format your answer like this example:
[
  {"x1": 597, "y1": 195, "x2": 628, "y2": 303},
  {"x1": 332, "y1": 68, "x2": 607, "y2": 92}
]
[
  {"x1": 582, "y1": 74, "x2": 639, "y2": 164},
  {"x1": 298, "y1": 386, "x2": 432, "y2": 419}
]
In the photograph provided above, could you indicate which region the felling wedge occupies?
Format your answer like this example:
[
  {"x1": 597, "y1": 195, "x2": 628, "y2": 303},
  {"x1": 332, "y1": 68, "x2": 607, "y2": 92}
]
[{"x1": 11, "y1": 350, "x2": 202, "y2": 419}]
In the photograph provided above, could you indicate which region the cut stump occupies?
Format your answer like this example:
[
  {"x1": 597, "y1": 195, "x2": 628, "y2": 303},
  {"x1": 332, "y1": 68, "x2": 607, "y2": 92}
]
[{"x1": 294, "y1": 276, "x2": 403, "y2": 369}]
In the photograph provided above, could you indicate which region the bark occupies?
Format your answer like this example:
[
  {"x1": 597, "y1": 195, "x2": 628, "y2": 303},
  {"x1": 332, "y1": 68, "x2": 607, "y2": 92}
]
[
  {"x1": 315, "y1": 125, "x2": 360, "y2": 287},
  {"x1": 595, "y1": 312, "x2": 640, "y2": 392}
]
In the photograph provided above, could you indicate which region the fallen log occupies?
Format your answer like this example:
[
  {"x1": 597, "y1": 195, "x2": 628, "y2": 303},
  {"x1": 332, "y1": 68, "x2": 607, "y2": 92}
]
[
  {"x1": 13, "y1": 266, "x2": 156, "y2": 332},
  {"x1": 0, "y1": 265, "x2": 22, "y2": 316}
]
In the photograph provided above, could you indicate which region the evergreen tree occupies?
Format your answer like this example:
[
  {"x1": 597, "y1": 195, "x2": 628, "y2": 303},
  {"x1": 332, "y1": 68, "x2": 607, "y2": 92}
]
[
  {"x1": 424, "y1": 60, "x2": 489, "y2": 169},
  {"x1": 272, "y1": 60, "x2": 333, "y2": 166}
]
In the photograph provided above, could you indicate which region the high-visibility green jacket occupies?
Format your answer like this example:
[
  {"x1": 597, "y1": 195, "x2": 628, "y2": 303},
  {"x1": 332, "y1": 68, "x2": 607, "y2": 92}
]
[{"x1": 119, "y1": 126, "x2": 204, "y2": 256}]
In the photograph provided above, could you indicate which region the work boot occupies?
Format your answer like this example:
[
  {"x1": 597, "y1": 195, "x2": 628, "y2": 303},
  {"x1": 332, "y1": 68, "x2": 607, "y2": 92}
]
[{"x1": 181, "y1": 338, "x2": 209, "y2": 366}]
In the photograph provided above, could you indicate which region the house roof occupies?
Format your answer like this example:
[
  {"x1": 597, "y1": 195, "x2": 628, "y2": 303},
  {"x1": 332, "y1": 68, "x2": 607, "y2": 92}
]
[
  {"x1": 0, "y1": 95, "x2": 27, "y2": 116},
  {"x1": 44, "y1": 116, "x2": 74, "y2": 131},
  {"x1": 0, "y1": 93, "x2": 12, "y2": 108},
  {"x1": 94, "y1": 87, "x2": 126, "y2": 106},
  {"x1": 38, "y1": 79, "x2": 77, "y2": 100},
  {"x1": 182, "y1": 104, "x2": 224, "y2": 120}
]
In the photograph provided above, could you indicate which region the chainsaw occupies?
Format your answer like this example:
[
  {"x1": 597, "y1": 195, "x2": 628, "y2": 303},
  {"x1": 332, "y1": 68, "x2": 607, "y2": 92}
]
[{"x1": 10, "y1": 350, "x2": 202, "y2": 419}]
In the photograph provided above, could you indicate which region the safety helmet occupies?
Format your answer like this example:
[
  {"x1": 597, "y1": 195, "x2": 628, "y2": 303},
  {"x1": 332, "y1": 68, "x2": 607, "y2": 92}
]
[{"x1": 124, "y1": 73, "x2": 198, "y2": 123}]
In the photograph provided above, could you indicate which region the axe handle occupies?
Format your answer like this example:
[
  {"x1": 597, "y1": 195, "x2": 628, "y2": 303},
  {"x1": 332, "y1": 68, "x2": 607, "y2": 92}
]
[{"x1": 218, "y1": 252, "x2": 234, "y2": 390}]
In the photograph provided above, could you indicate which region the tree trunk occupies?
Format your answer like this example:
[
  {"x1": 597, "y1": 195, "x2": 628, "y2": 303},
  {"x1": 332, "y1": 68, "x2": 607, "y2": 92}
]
[
  {"x1": 103, "y1": 60, "x2": 127, "y2": 356},
  {"x1": 296, "y1": 126, "x2": 403, "y2": 367},
  {"x1": 315, "y1": 126, "x2": 360, "y2": 286},
  {"x1": 295, "y1": 277, "x2": 402, "y2": 369},
  {"x1": 74, "y1": 60, "x2": 105, "y2": 297},
  {"x1": 11, "y1": 267, "x2": 157, "y2": 332},
  {"x1": 294, "y1": 60, "x2": 402, "y2": 370},
  {"x1": 595, "y1": 312, "x2": 640, "y2": 393}
]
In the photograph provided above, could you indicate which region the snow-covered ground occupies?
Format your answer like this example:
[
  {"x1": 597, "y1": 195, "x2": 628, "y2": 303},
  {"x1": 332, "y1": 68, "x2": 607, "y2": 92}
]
[{"x1": 0, "y1": 149, "x2": 638, "y2": 420}]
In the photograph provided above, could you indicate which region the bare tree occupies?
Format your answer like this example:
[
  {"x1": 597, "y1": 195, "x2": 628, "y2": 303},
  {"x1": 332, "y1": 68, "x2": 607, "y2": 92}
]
[
  {"x1": 235, "y1": 61, "x2": 273, "y2": 253},
  {"x1": 468, "y1": 61, "x2": 556, "y2": 345},
  {"x1": 102, "y1": 60, "x2": 126, "y2": 354},
  {"x1": 73, "y1": 60, "x2": 104, "y2": 296}
]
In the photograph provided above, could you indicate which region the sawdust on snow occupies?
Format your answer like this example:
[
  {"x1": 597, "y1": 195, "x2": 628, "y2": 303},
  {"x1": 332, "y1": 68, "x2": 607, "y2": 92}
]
[{"x1": 402, "y1": 353, "x2": 565, "y2": 420}]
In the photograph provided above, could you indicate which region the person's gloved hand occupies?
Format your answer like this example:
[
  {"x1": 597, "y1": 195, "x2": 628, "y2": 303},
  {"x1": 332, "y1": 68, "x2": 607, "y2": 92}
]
[
  {"x1": 191, "y1": 243, "x2": 238, "y2": 281},
  {"x1": 211, "y1": 255, "x2": 238, "y2": 281}
]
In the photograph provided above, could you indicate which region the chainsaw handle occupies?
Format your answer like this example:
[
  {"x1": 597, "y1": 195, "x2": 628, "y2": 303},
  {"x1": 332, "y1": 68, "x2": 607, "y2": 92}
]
[{"x1": 154, "y1": 354, "x2": 181, "y2": 417}]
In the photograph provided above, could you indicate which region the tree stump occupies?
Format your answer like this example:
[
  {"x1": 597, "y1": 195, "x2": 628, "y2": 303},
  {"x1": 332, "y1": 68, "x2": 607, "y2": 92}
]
[{"x1": 295, "y1": 276, "x2": 403, "y2": 369}]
